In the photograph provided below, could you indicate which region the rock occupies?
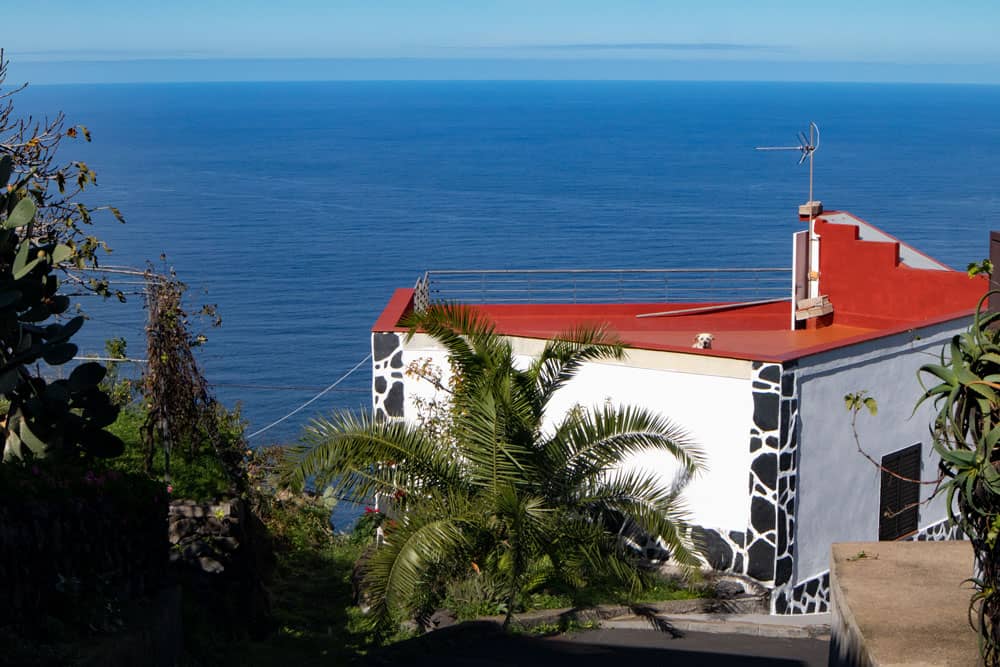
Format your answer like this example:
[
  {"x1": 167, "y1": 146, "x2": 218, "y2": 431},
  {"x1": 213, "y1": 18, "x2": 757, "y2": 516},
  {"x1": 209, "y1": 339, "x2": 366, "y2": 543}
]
[
  {"x1": 197, "y1": 556, "x2": 225, "y2": 574},
  {"x1": 167, "y1": 498, "x2": 275, "y2": 639},
  {"x1": 714, "y1": 580, "x2": 746, "y2": 600},
  {"x1": 423, "y1": 609, "x2": 458, "y2": 632}
]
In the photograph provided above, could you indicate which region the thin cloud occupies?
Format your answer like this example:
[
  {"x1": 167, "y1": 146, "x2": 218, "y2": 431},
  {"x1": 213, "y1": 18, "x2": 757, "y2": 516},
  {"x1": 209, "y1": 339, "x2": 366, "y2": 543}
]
[
  {"x1": 10, "y1": 48, "x2": 215, "y2": 62},
  {"x1": 498, "y1": 42, "x2": 782, "y2": 52}
]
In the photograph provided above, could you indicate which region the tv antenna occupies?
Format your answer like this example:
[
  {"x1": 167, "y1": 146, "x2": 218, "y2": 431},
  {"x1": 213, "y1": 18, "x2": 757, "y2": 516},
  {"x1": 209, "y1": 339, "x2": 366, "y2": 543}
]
[
  {"x1": 756, "y1": 122, "x2": 825, "y2": 318},
  {"x1": 756, "y1": 122, "x2": 821, "y2": 213}
]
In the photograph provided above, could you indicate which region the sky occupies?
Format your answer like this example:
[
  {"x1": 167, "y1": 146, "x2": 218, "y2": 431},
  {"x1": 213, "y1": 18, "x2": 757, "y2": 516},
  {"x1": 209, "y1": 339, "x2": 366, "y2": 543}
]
[{"x1": 4, "y1": 1, "x2": 1000, "y2": 84}]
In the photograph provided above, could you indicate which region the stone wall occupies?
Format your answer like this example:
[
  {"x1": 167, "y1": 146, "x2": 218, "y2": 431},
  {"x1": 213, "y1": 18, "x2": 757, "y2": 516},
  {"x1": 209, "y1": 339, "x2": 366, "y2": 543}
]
[
  {"x1": 169, "y1": 498, "x2": 275, "y2": 639},
  {"x1": 0, "y1": 473, "x2": 169, "y2": 625}
]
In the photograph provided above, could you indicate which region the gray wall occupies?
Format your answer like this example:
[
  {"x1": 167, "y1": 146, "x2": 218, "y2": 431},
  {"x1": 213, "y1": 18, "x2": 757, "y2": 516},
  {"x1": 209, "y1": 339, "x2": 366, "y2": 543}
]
[{"x1": 794, "y1": 319, "x2": 964, "y2": 580}]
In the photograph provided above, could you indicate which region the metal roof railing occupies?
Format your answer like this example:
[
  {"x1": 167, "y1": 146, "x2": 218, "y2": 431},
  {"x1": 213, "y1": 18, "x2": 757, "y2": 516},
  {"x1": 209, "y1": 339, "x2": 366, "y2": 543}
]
[{"x1": 413, "y1": 268, "x2": 792, "y2": 309}]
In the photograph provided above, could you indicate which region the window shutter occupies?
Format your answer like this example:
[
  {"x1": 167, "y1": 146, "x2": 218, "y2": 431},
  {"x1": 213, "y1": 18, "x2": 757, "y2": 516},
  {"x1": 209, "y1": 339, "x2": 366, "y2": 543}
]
[{"x1": 879, "y1": 444, "x2": 921, "y2": 540}]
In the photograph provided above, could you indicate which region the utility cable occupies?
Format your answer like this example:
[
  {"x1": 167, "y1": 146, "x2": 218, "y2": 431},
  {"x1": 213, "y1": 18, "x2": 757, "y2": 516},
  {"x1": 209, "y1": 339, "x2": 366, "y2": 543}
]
[
  {"x1": 246, "y1": 354, "x2": 371, "y2": 440},
  {"x1": 70, "y1": 358, "x2": 370, "y2": 393}
]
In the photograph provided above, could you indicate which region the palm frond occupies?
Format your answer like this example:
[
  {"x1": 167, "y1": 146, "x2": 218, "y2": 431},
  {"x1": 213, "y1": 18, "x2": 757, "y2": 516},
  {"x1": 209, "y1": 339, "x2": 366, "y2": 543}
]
[
  {"x1": 530, "y1": 324, "x2": 626, "y2": 406},
  {"x1": 362, "y1": 499, "x2": 473, "y2": 626},
  {"x1": 453, "y1": 388, "x2": 533, "y2": 492},
  {"x1": 542, "y1": 403, "x2": 704, "y2": 493},
  {"x1": 547, "y1": 514, "x2": 646, "y2": 595},
  {"x1": 402, "y1": 303, "x2": 505, "y2": 380},
  {"x1": 572, "y1": 468, "x2": 701, "y2": 569},
  {"x1": 281, "y1": 410, "x2": 464, "y2": 503}
]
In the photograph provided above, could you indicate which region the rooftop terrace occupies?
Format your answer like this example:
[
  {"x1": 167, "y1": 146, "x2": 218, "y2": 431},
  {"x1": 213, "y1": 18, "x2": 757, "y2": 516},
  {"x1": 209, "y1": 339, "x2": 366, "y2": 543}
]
[{"x1": 374, "y1": 211, "x2": 986, "y2": 363}]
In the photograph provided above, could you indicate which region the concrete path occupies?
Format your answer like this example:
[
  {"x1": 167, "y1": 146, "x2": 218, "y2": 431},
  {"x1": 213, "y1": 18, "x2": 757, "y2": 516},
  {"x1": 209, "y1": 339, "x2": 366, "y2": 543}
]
[
  {"x1": 604, "y1": 611, "x2": 831, "y2": 639},
  {"x1": 364, "y1": 621, "x2": 830, "y2": 666}
]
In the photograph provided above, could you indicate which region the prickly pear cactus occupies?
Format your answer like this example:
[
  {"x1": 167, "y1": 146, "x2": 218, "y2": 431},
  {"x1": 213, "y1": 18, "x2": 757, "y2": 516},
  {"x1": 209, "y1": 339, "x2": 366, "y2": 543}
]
[{"x1": 0, "y1": 154, "x2": 123, "y2": 462}]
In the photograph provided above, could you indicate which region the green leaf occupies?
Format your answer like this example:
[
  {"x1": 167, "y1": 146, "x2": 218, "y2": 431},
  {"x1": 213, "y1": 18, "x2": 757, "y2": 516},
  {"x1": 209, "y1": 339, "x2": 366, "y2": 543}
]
[
  {"x1": 68, "y1": 362, "x2": 106, "y2": 392},
  {"x1": 0, "y1": 369, "x2": 18, "y2": 394},
  {"x1": 0, "y1": 155, "x2": 11, "y2": 187},
  {"x1": 44, "y1": 381, "x2": 70, "y2": 404},
  {"x1": 863, "y1": 397, "x2": 878, "y2": 416},
  {"x1": 81, "y1": 429, "x2": 124, "y2": 458},
  {"x1": 920, "y1": 363, "x2": 957, "y2": 386},
  {"x1": 13, "y1": 258, "x2": 40, "y2": 280},
  {"x1": 42, "y1": 343, "x2": 78, "y2": 366},
  {"x1": 47, "y1": 316, "x2": 85, "y2": 343},
  {"x1": 48, "y1": 295, "x2": 70, "y2": 315},
  {"x1": 0, "y1": 289, "x2": 21, "y2": 310},
  {"x1": 18, "y1": 420, "x2": 49, "y2": 457},
  {"x1": 20, "y1": 305, "x2": 49, "y2": 323},
  {"x1": 4, "y1": 198, "x2": 36, "y2": 229},
  {"x1": 939, "y1": 448, "x2": 977, "y2": 467},
  {"x1": 982, "y1": 465, "x2": 1000, "y2": 494},
  {"x1": 12, "y1": 239, "x2": 29, "y2": 275},
  {"x1": 49, "y1": 244, "x2": 73, "y2": 265}
]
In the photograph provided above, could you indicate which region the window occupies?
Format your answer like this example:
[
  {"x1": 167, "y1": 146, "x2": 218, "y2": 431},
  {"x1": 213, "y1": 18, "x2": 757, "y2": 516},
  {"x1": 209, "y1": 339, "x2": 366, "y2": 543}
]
[{"x1": 879, "y1": 444, "x2": 921, "y2": 540}]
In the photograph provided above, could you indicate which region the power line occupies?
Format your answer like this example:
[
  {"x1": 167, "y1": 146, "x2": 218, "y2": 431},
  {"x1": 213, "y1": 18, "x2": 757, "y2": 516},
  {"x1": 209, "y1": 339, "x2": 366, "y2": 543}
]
[
  {"x1": 70, "y1": 357, "x2": 370, "y2": 393},
  {"x1": 211, "y1": 382, "x2": 369, "y2": 393},
  {"x1": 247, "y1": 354, "x2": 372, "y2": 440}
]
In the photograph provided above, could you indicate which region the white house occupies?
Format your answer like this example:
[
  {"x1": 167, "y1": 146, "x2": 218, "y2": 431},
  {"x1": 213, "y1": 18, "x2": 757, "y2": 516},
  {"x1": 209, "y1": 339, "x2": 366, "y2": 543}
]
[{"x1": 369, "y1": 208, "x2": 985, "y2": 614}]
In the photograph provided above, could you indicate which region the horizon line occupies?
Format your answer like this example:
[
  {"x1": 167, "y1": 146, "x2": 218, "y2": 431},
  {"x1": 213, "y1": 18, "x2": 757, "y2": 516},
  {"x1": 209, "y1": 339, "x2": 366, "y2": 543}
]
[{"x1": 21, "y1": 78, "x2": 1000, "y2": 88}]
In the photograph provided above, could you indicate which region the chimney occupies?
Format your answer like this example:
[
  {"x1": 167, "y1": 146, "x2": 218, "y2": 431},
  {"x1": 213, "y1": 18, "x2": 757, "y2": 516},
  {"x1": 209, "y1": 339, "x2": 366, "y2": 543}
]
[{"x1": 798, "y1": 200, "x2": 823, "y2": 219}]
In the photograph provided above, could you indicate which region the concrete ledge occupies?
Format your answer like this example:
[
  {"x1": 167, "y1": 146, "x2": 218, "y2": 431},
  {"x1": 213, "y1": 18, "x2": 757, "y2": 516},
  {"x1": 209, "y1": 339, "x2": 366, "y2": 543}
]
[
  {"x1": 829, "y1": 541, "x2": 979, "y2": 666},
  {"x1": 604, "y1": 612, "x2": 830, "y2": 639},
  {"x1": 446, "y1": 595, "x2": 830, "y2": 640},
  {"x1": 493, "y1": 595, "x2": 766, "y2": 628}
]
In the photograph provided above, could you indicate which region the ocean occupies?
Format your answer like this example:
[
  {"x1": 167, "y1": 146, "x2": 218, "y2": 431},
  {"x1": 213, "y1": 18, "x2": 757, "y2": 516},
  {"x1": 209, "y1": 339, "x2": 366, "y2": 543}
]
[{"x1": 14, "y1": 80, "x2": 1000, "y2": 524}]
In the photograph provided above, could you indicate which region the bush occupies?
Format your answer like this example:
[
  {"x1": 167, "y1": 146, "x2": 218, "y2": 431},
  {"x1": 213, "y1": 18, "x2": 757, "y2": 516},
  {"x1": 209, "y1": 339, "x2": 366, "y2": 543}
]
[
  {"x1": 103, "y1": 403, "x2": 236, "y2": 501},
  {"x1": 0, "y1": 460, "x2": 168, "y2": 628}
]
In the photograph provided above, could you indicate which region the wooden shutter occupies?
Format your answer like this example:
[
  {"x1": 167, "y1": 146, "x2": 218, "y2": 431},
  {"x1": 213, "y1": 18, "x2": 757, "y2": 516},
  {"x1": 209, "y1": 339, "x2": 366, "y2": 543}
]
[{"x1": 879, "y1": 444, "x2": 921, "y2": 540}]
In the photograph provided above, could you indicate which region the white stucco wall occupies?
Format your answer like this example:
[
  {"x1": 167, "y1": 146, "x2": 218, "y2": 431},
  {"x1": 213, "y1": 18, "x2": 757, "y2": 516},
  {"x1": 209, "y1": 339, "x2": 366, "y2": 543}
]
[
  {"x1": 793, "y1": 319, "x2": 966, "y2": 582},
  {"x1": 400, "y1": 334, "x2": 754, "y2": 533}
]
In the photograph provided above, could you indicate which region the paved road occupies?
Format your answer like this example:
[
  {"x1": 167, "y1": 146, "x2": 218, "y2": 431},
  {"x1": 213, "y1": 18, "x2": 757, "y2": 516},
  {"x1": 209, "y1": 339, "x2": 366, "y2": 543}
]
[{"x1": 363, "y1": 622, "x2": 829, "y2": 666}]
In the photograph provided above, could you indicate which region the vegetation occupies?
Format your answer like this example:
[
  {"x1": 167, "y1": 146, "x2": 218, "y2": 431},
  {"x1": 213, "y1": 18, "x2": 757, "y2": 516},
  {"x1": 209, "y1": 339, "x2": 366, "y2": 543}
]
[
  {"x1": 0, "y1": 138, "x2": 123, "y2": 463},
  {"x1": 0, "y1": 51, "x2": 708, "y2": 663},
  {"x1": 104, "y1": 404, "x2": 233, "y2": 500},
  {"x1": 139, "y1": 266, "x2": 247, "y2": 493},
  {"x1": 0, "y1": 52, "x2": 124, "y2": 276},
  {"x1": 0, "y1": 50, "x2": 130, "y2": 465},
  {"x1": 918, "y1": 291, "x2": 1000, "y2": 664},
  {"x1": 284, "y1": 304, "x2": 705, "y2": 631}
]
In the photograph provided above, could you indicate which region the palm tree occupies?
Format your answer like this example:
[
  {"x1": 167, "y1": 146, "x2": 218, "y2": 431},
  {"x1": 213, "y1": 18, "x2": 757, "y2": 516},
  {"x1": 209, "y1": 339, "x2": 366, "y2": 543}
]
[{"x1": 283, "y1": 304, "x2": 705, "y2": 629}]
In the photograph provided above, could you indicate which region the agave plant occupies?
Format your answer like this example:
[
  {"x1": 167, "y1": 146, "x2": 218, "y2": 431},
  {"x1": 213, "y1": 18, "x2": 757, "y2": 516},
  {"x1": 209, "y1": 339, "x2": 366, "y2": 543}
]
[
  {"x1": 285, "y1": 304, "x2": 704, "y2": 629},
  {"x1": 918, "y1": 292, "x2": 1000, "y2": 664}
]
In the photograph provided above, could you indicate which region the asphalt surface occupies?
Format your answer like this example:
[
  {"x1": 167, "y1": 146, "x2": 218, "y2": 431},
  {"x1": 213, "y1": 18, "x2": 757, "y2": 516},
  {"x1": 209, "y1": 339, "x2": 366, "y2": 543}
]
[{"x1": 362, "y1": 622, "x2": 829, "y2": 666}]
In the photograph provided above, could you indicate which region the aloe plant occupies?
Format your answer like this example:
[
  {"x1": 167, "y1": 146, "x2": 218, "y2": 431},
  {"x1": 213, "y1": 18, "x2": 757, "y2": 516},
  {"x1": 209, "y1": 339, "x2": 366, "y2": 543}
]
[
  {"x1": 918, "y1": 291, "x2": 1000, "y2": 664},
  {"x1": 0, "y1": 154, "x2": 123, "y2": 463}
]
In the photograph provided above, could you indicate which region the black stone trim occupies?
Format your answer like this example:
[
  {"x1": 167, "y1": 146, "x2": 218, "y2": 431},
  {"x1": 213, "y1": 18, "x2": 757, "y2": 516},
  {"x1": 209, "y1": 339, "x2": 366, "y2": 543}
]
[
  {"x1": 373, "y1": 332, "x2": 401, "y2": 361},
  {"x1": 753, "y1": 393, "x2": 779, "y2": 432}
]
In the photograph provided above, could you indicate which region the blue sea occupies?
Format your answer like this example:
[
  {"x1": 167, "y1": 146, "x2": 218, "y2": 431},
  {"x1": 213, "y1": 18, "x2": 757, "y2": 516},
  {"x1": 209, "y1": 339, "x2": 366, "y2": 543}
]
[{"x1": 14, "y1": 81, "x2": 1000, "y2": 523}]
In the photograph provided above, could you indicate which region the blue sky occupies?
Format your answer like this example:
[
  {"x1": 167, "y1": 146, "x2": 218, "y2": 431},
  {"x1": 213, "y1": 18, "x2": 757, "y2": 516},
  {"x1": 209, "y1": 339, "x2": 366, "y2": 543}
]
[{"x1": 5, "y1": 1, "x2": 1000, "y2": 84}]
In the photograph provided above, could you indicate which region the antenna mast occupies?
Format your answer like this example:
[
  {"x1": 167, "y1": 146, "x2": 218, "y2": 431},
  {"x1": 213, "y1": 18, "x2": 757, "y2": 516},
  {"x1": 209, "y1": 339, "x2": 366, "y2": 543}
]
[
  {"x1": 756, "y1": 122, "x2": 824, "y2": 307},
  {"x1": 755, "y1": 121, "x2": 821, "y2": 217}
]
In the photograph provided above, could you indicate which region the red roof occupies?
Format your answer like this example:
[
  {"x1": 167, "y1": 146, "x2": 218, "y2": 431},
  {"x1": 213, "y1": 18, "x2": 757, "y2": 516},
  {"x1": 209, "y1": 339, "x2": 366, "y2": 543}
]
[{"x1": 373, "y1": 211, "x2": 987, "y2": 363}]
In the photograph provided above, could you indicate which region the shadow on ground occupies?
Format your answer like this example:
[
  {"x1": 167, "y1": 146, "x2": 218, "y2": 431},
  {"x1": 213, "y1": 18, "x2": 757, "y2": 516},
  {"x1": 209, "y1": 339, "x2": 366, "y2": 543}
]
[{"x1": 361, "y1": 622, "x2": 829, "y2": 667}]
